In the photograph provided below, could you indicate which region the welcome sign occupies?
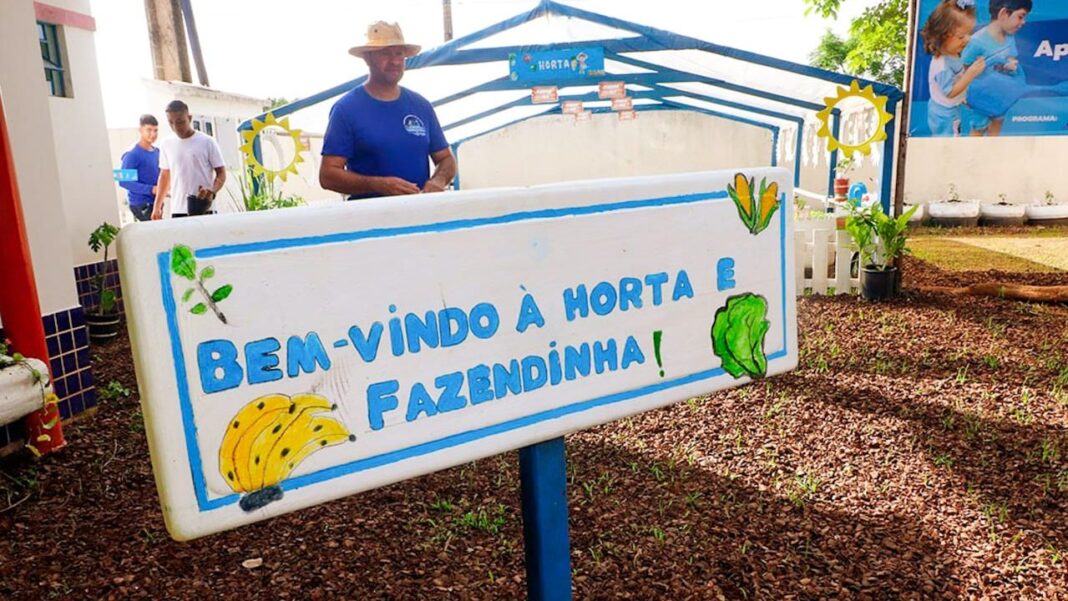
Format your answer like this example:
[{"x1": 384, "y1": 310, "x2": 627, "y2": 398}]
[{"x1": 118, "y1": 169, "x2": 797, "y2": 540}]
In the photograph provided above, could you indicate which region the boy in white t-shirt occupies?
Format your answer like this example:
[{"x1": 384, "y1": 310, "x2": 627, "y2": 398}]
[{"x1": 151, "y1": 100, "x2": 226, "y2": 219}]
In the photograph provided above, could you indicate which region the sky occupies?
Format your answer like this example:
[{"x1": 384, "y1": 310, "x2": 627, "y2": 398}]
[{"x1": 91, "y1": 0, "x2": 880, "y2": 131}]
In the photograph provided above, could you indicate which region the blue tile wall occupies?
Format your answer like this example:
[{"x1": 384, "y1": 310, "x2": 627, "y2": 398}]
[{"x1": 74, "y1": 258, "x2": 124, "y2": 316}]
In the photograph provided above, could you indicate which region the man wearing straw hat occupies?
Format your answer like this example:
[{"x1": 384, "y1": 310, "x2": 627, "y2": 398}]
[{"x1": 320, "y1": 21, "x2": 455, "y2": 199}]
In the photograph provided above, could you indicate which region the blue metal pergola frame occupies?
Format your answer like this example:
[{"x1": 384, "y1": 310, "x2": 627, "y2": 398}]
[
  {"x1": 240, "y1": 0, "x2": 903, "y2": 211},
  {"x1": 237, "y1": 7, "x2": 904, "y2": 594}
]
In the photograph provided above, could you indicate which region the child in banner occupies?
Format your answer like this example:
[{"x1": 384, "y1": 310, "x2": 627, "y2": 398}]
[
  {"x1": 921, "y1": 0, "x2": 985, "y2": 136},
  {"x1": 961, "y1": 0, "x2": 1031, "y2": 136}
]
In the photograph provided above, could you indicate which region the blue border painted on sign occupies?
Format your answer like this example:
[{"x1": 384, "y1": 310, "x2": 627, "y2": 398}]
[{"x1": 159, "y1": 188, "x2": 792, "y2": 512}]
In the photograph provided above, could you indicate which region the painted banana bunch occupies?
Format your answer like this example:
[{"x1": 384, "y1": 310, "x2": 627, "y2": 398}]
[
  {"x1": 218, "y1": 393, "x2": 354, "y2": 511},
  {"x1": 727, "y1": 173, "x2": 780, "y2": 235}
]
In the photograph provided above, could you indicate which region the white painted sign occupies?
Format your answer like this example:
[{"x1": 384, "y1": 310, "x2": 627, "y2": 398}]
[{"x1": 118, "y1": 169, "x2": 797, "y2": 540}]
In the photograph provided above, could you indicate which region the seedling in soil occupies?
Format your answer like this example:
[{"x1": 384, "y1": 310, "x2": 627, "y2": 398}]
[
  {"x1": 456, "y1": 504, "x2": 506, "y2": 535},
  {"x1": 787, "y1": 473, "x2": 821, "y2": 509},
  {"x1": 1039, "y1": 439, "x2": 1060, "y2": 464},
  {"x1": 649, "y1": 526, "x2": 667, "y2": 543},
  {"x1": 430, "y1": 499, "x2": 455, "y2": 512},
  {"x1": 98, "y1": 380, "x2": 131, "y2": 401},
  {"x1": 684, "y1": 491, "x2": 703, "y2": 509},
  {"x1": 933, "y1": 453, "x2": 955, "y2": 469},
  {"x1": 955, "y1": 366, "x2": 970, "y2": 384},
  {"x1": 982, "y1": 355, "x2": 999, "y2": 370}
]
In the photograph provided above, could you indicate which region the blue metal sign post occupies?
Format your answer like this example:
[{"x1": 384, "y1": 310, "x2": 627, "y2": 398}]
[{"x1": 519, "y1": 437, "x2": 573, "y2": 601}]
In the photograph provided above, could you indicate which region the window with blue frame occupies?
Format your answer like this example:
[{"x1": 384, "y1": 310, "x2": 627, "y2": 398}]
[{"x1": 38, "y1": 21, "x2": 70, "y2": 98}]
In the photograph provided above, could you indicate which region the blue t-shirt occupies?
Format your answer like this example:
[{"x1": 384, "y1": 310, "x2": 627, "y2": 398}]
[
  {"x1": 322, "y1": 86, "x2": 448, "y2": 199},
  {"x1": 119, "y1": 143, "x2": 160, "y2": 208},
  {"x1": 962, "y1": 27, "x2": 1024, "y2": 79}
]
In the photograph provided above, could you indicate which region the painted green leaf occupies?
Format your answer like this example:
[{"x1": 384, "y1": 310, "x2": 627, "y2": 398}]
[
  {"x1": 211, "y1": 284, "x2": 233, "y2": 303},
  {"x1": 171, "y1": 245, "x2": 196, "y2": 280},
  {"x1": 711, "y1": 293, "x2": 770, "y2": 379},
  {"x1": 190, "y1": 303, "x2": 208, "y2": 315},
  {"x1": 181, "y1": 288, "x2": 194, "y2": 303},
  {"x1": 199, "y1": 266, "x2": 215, "y2": 281}
]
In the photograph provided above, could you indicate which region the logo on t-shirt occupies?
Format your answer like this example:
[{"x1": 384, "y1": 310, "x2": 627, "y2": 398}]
[{"x1": 403, "y1": 115, "x2": 427, "y2": 137}]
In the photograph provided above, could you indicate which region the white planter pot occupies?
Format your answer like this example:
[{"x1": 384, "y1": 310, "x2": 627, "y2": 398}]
[
  {"x1": 0, "y1": 357, "x2": 49, "y2": 427},
  {"x1": 905, "y1": 204, "x2": 925, "y2": 222},
  {"x1": 1025, "y1": 204, "x2": 1068, "y2": 222},
  {"x1": 981, "y1": 204, "x2": 1026, "y2": 218},
  {"x1": 980, "y1": 203, "x2": 1027, "y2": 226},
  {"x1": 928, "y1": 200, "x2": 980, "y2": 226},
  {"x1": 928, "y1": 201, "x2": 980, "y2": 218}
]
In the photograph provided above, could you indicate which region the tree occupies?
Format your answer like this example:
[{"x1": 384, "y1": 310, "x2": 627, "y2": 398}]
[{"x1": 805, "y1": 0, "x2": 907, "y2": 87}]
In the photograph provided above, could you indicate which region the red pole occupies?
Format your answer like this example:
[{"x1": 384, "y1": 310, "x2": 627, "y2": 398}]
[{"x1": 0, "y1": 92, "x2": 66, "y2": 455}]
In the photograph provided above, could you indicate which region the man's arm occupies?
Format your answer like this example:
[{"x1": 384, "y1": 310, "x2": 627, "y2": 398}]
[
  {"x1": 319, "y1": 155, "x2": 419, "y2": 197},
  {"x1": 151, "y1": 169, "x2": 170, "y2": 220},
  {"x1": 198, "y1": 166, "x2": 226, "y2": 199},
  {"x1": 422, "y1": 147, "x2": 456, "y2": 193},
  {"x1": 118, "y1": 151, "x2": 156, "y2": 196}
]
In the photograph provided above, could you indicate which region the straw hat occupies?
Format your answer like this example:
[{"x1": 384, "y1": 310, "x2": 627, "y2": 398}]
[{"x1": 348, "y1": 21, "x2": 421, "y2": 58}]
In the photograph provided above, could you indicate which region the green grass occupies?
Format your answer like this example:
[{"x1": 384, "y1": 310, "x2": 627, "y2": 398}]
[{"x1": 910, "y1": 238, "x2": 1062, "y2": 273}]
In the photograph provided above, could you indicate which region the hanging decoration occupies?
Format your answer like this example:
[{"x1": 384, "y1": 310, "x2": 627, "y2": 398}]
[
  {"x1": 815, "y1": 80, "x2": 893, "y2": 159},
  {"x1": 239, "y1": 113, "x2": 308, "y2": 183}
]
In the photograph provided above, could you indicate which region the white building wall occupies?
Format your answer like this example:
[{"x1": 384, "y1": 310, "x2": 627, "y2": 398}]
[
  {"x1": 108, "y1": 84, "x2": 336, "y2": 218},
  {"x1": 455, "y1": 110, "x2": 775, "y2": 189},
  {"x1": 44, "y1": 0, "x2": 121, "y2": 267},
  {"x1": 0, "y1": 0, "x2": 79, "y2": 319}
]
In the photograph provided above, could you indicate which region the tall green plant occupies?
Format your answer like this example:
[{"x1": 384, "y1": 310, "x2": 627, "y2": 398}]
[
  {"x1": 228, "y1": 168, "x2": 304, "y2": 212},
  {"x1": 87, "y1": 222, "x2": 120, "y2": 315},
  {"x1": 845, "y1": 204, "x2": 917, "y2": 271}
]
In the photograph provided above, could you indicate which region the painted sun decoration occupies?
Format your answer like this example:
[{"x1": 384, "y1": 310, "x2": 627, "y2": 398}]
[
  {"x1": 239, "y1": 113, "x2": 309, "y2": 183},
  {"x1": 815, "y1": 80, "x2": 894, "y2": 159}
]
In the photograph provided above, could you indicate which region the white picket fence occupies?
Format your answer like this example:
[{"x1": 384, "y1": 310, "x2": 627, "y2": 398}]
[{"x1": 794, "y1": 218, "x2": 859, "y2": 296}]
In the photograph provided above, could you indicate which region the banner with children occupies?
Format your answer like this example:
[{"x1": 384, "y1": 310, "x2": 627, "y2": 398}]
[{"x1": 910, "y1": 0, "x2": 1068, "y2": 137}]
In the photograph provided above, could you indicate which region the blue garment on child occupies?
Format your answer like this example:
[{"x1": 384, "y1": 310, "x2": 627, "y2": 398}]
[{"x1": 961, "y1": 28, "x2": 1027, "y2": 120}]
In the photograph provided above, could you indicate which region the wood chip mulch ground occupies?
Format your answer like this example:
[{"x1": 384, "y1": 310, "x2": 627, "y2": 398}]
[{"x1": 2, "y1": 257, "x2": 1067, "y2": 600}]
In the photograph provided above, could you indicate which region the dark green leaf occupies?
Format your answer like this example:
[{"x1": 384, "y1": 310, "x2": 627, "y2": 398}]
[
  {"x1": 190, "y1": 303, "x2": 207, "y2": 315},
  {"x1": 211, "y1": 284, "x2": 233, "y2": 303},
  {"x1": 101, "y1": 290, "x2": 117, "y2": 314},
  {"x1": 171, "y1": 245, "x2": 196, "y2": 280},
  {"x1": 182, "y1": 288, "x2": 195, "y2": 303},
  {"x1": 199, "y1": 266, "x2": 215, "y2": 281},
  {"x1": 711, "y1": 293, "x2": 770, "y2": 379}
]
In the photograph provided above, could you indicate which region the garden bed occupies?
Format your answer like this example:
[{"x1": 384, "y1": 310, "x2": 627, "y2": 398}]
[{"x1": 1, "y1": 257, "x2": 1066, "y2": 600}]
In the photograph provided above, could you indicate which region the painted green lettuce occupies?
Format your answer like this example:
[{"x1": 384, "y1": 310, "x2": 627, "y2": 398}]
[{"x1": 711, "y1": 293, "x2": 769, "y2": 379}]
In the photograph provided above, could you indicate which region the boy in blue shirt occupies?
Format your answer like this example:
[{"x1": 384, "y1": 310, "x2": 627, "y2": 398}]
[
  {"x1": 320, "y1": 21, "x2": 455, "y2": 200},
  {"x1": 119, "y1": 114, "x2": 160, "y2": 221},
  {"x1": 961, "y1": 0, "x2": 1031, "y2": 136}
]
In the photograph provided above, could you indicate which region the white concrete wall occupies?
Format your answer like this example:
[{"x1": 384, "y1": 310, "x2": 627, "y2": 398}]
[
  {"x1": 455, "y1": 110, "x2": 775, "y2": 189},
  {"x1": 44, "y1": 0, "x2": 121, "y2": 267},
  {"x1": 0, "y1": 0, "x2": 80, "y2": 320},
  {"x1": 903, "y1": 136, "x2": 1068, "y2": 205}
]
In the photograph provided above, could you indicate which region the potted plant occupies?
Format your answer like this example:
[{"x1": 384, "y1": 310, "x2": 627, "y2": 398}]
[
  {"x1": 980, "y1": 193, "x2": 1026, "y2": 226},
  {"x1": 86, "y1": 222, "x2": 121, "y2": 342},
  {"x1": 927, "y1": 183, "x2": 979, "y2": 227},
  {"x1": 0, "y1": 339, "x2": 56, "y2": 429},
  {"x1": 1026, "y1": 190, "x2": 1068, "y2": 225},
  {"x1": 833, "y1": 157, "x2": 855, "y2": 202},
  {"x1": 845, "y1": 203, "x2": 918, "y2": 300}
]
